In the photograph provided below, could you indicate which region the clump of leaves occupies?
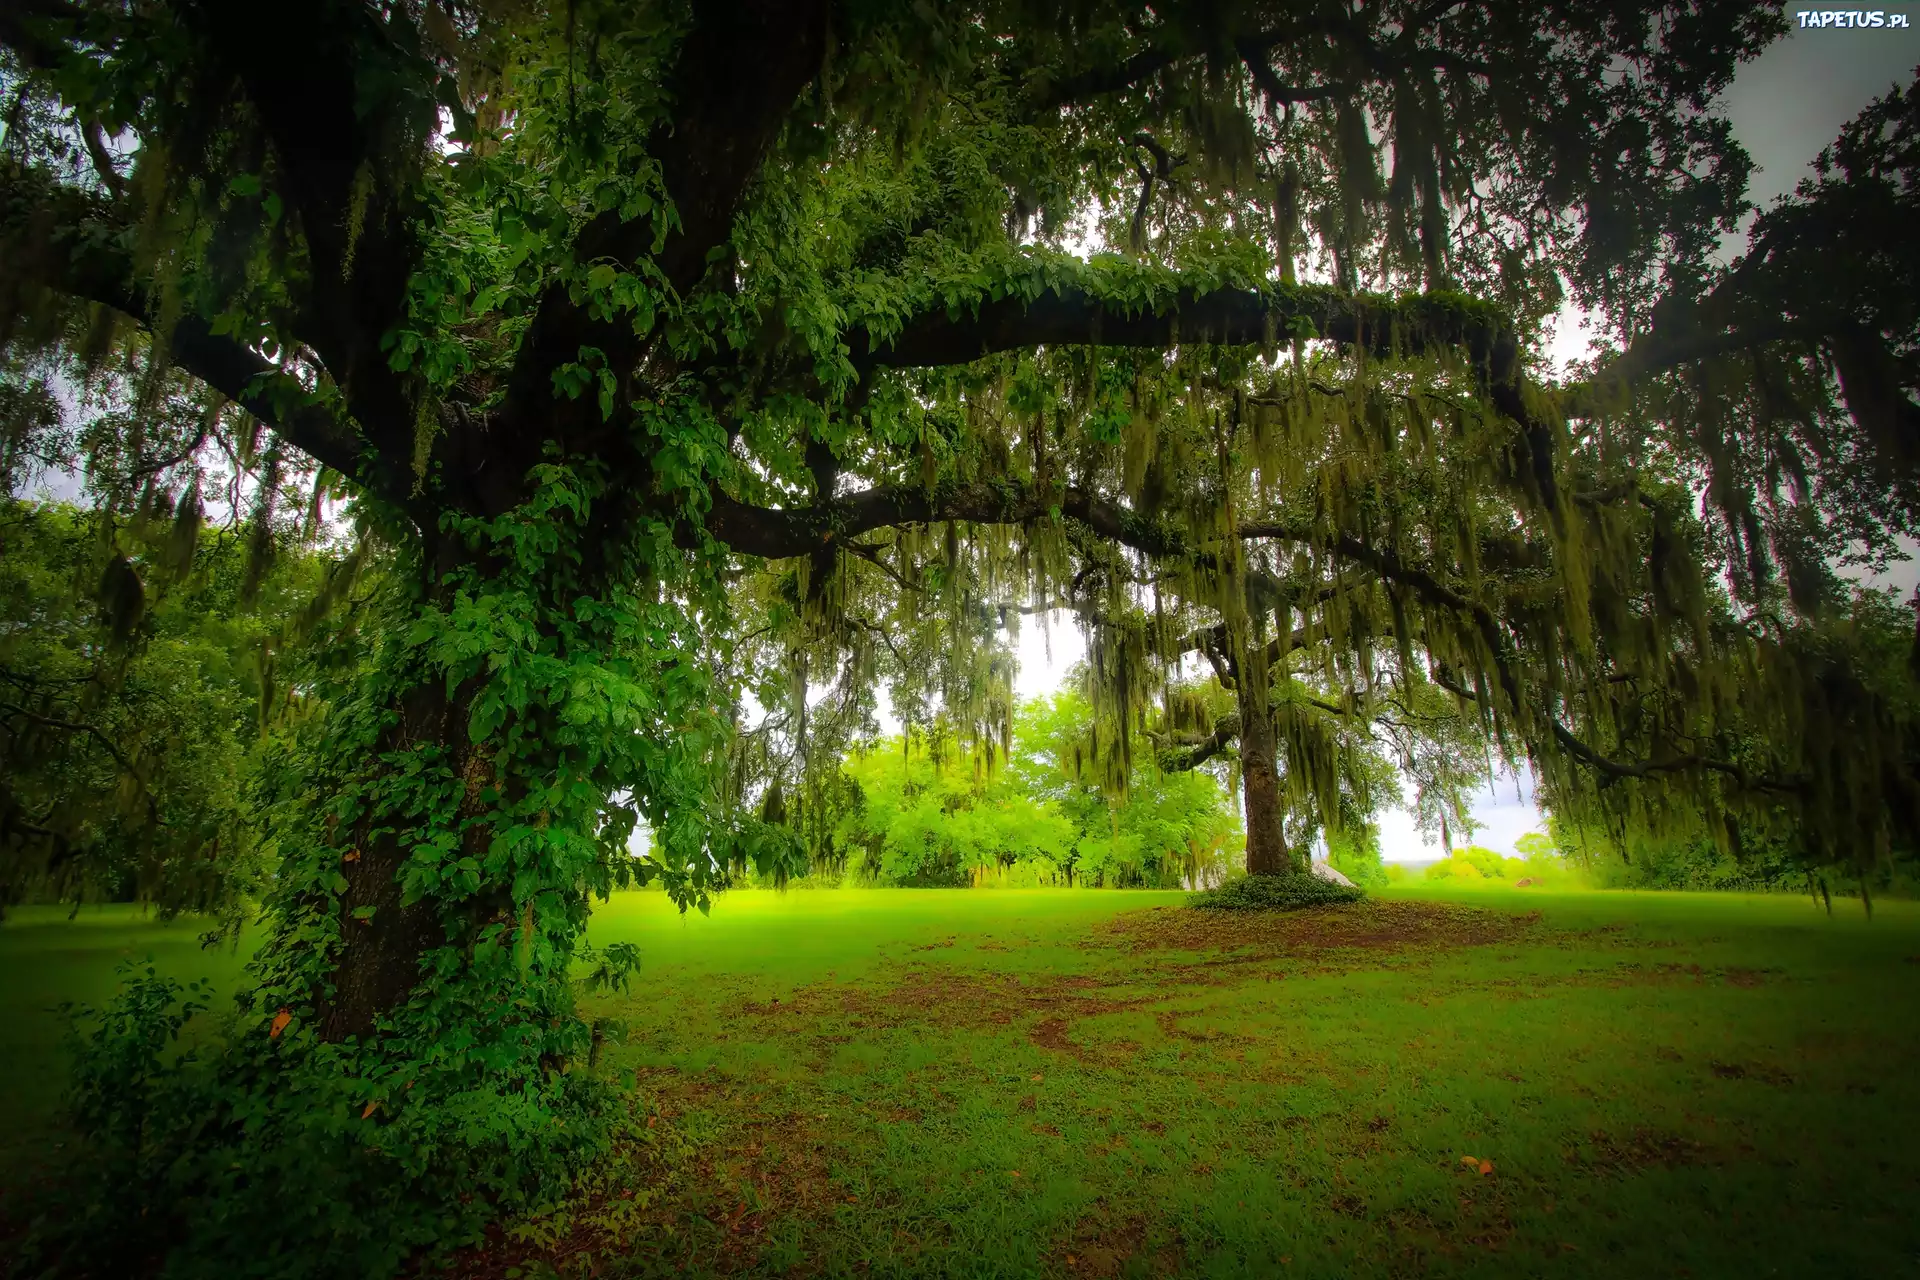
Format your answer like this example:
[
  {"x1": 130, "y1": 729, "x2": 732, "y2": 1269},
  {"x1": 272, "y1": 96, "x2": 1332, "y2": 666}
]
[{"x1": 1190, "y1": 870, "x2": 1365, "y2": 911}]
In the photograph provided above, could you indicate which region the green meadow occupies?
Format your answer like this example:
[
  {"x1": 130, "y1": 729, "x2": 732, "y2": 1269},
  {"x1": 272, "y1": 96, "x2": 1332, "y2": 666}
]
[{"x1": 3, "y1": 886, "x2": 1917, "y2": 1278}]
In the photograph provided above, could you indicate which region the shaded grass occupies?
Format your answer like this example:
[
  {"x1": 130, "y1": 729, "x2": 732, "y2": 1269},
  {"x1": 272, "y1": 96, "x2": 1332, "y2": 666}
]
[
  {"x1": 3, "y1": 887, "x2": 1918, "y2": 1277},
  {"x1": 0, "y1": 906, "x2": 252, "y2": 1193}
]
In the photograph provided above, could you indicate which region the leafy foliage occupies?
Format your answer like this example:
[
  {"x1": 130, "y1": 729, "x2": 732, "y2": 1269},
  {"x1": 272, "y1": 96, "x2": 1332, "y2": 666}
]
[
  {"x1": 0, "y1": 496, "x2": 355, "y2": 923},
  {"x1": 813, "y1": 687, "x2": 1241, "y2": 889},
  {"x1": 835, "y1": 739, "x2": 1077, "y2": 887},
  {"x1": 1423, "y1": 843, "x2": 1564, "y2": 885},
  {"x1": 24, "y1": 962, "x2": 641, "y2": 1280}
]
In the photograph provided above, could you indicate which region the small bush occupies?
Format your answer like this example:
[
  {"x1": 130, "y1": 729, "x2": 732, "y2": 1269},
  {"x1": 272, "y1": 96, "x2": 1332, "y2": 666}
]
[
  {"x1": 20, "y1": 960, "x2": 644, "y2": 1280},
  {"x1": 1190, "y1": 870, "x2": 1366, "y2": 911}
]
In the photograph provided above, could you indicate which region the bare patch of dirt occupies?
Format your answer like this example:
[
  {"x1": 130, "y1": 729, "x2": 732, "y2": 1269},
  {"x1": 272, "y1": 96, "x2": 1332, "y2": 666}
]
[
  {"x1": 1052, "y1": 1211, "x2": 1184, "y2": 1279},
  {"x1": 733, "y1": 965, "x2": 1164, "y2": 1070},
  {"x1": 1154, "y1": 1008, "x2": 1246, "y2": 1044},
  {"x1": 1568, "y1": 1127, "x2": 1714, "y2": 1172},
  {"x1": 1488, "y1": 961, "x2": 1785, "y2": 993},
  {"x1": 1625, "y1": 962, "x2": 1782, "y2": 988},
  {"x1": 1709, "y1": 1060, "x2": 1796, "y2": 1087},
  {"x1": 1328, "y1": 1191, "x2": 1369, "y2": 1219},
  {"x1": 1030, "y1": 1014, "x2": 1141, "y2": 1066},
  {"x1": 1095, "y1": 899, "x2": 1541, "y2": 959}
]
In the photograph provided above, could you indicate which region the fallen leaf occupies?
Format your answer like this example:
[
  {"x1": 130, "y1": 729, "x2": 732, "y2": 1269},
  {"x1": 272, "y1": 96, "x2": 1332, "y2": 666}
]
[
  {"x1": 342, "y1": 849, "x2": 360, "y2": 863},
  {"x1": 846, "y1": 1195, "x2": 858, "y2": 1203},
  {"x1": 1030, "y1": 1074, "x2": 1044, "y2": 1082},
  {"x1": 1460, "y1": 1155, "x2": 1481, "y2": 1169},
  {"x1": 1479, "y1": 1160, "x2": 1495, "y2": 1176},
  {"x1": 269, "y1": 1009, "x2": 291, "y2": 1039},
  {"x1": 1008, "y1": 1170, "x2": 1021, "y2": 1178}
]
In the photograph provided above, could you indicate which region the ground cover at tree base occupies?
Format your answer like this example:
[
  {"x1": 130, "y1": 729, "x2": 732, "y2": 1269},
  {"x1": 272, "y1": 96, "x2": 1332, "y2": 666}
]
[{"x1": 3, "y1": 886, "x2": 1918, "y2": 1278}]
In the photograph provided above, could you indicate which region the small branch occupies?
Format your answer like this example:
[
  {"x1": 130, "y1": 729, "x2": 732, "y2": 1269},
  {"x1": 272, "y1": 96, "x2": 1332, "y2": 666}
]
[
  {"x1": 852, "y1": 616, "x2": 906, "y2": 666},
  {"x1": 1160, "y1": 712, "x2": 1242, "y2": 772},
  {"x1": 843, "y1": 541, "x2": 921, "y2": 595},
  {"x1": 80, "y1": 121, "x2": 125, "y2": 200}
]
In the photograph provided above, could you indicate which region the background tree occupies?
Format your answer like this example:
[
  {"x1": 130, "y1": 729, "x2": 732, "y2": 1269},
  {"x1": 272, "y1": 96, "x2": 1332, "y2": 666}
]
[
  {"x1": 0, "y1": 336, "x2": 364, "y2": 921},
  {"x1": 1009, "y1": 685, "x2": 1240, "y2": 887},
  {"x1": 0, "y1": 497, "x2": 360, "y2": 921}
]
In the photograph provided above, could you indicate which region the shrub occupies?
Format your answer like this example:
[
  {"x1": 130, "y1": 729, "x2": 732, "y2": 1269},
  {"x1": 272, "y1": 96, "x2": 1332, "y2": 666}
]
[
  {"x1": 20, "y1": 961, "x2": 645, "y2": 1278},
  {"x1": 1190, "y1": 870, "x2": 1366, "y2": 911},
  {"x1": 1576, "y1": 834, "x2": 1806, "y2": 891},
  {"x1": 1425, "y1": 855, "x2": 1483, "y2": 881}
]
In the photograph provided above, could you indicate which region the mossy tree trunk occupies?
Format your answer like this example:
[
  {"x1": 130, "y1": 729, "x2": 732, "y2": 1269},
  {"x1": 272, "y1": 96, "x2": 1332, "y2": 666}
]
[{"x1": 1238, "y1": 695, "x2": 1295, "y2": 876}]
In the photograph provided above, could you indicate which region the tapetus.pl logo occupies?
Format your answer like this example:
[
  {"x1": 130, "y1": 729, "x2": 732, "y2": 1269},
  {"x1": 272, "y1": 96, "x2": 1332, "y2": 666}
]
[{"x1": 1796, "y1": 8, "x2": 1912, "y2": 26}]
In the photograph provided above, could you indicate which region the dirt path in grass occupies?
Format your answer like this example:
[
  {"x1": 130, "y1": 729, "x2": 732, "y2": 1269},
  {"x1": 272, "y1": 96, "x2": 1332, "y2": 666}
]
[{"x1": 1094, "y1": 898, "x2": 1544, "y2": 955}]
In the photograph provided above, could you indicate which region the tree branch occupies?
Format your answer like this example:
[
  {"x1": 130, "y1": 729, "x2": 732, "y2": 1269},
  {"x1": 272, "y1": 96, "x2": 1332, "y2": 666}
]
[
  {"x1": 0, "y1": 700, "x2": 160, "y2": 822},
  {"x1": 186, "y1": 0, "x2": 427, "y2": 473},
  {"x1": 703, "y1": 480, "x2": 1194, "y2": 562},
  {"x1": 497, "y1": 0, "x2": 829, "y2": 455},
  {"x1": 1160, "y1": 713, "x2": 1241, "y2": 772},
  {"x1": 850, "y1": 282, "x2": 1518, "y2": 375},
  {"x1": 0, "y1": 165, "x2": 401, "y2": 508},
  {"x1": 0, "y1": 0, "x2": 78, "y2": 73}
]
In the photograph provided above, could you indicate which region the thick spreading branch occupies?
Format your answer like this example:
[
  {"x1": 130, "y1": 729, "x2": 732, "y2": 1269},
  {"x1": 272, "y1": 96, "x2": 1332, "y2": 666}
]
[
  {"x1": 850, "y1": 283, "x2": 1516, "y2": 374},
  {"x1": 1159, "y1": 713, "x2": 1241, "y2": 772},
  {"x1": 0, "y1": 700, "x2": 160, "y2": 821},
  {"x1": 498, "y1": 0, "x2": 829, "y2": 453},
  {"x1": 704, "y1": 480, "x2": 1192, "y2": 562},
  {"x1": 185, "y1": 0, "x2": 428, "y2": 473},
  {"x1": 850, "y1": 280, "x2": 1558, "y2": 510},
  {"x1": 0, "y1": 0, "x2": 76, "y2": 72}
]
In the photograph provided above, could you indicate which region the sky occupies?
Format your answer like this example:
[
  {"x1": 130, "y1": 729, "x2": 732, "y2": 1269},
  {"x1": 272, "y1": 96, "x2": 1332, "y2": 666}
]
[{"x1": 1000, "y1": 10, "x2": 1920, "y2": 863}]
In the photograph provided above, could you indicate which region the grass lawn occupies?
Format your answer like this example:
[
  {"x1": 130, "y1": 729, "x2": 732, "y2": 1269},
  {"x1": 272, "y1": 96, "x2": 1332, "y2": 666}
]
[
  {"x1": 0, "y1": 905, "x2": 254, "y2": 1191},
  {"x1": 3, "y1": 886, "x2": 1919, "y2": 1278}
]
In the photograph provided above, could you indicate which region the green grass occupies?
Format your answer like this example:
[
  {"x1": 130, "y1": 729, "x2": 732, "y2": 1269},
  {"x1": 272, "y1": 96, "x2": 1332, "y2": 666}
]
[
  {"x1": 4, "y1": 886, "x2": 1919, "y2": 1278},
  {"x1": 0, "y1": 905, "x2": 253, "y2": 1190}
]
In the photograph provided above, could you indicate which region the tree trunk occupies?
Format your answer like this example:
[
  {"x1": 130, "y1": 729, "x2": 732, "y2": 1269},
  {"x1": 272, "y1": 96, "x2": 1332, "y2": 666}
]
[
  {"x1": 318, "y1": 677, "x2": 479, "y2": 1041},
  {"x1": 1238, "y1": 688, "x2": 1294, "y2": 876},
  {"x1": 265, "y1": 465, "x2": 708, "y2": 1074}
]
